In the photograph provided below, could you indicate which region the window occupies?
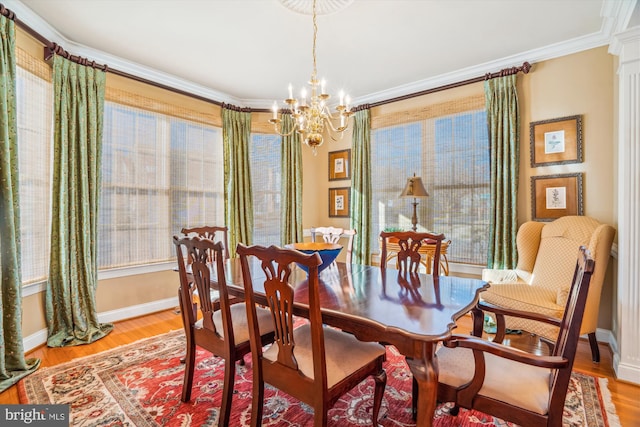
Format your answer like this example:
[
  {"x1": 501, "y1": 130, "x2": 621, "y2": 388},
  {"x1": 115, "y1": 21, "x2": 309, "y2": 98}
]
[
  {"x1": 16, "y1": 58, "x2": 53, "y2": 285},
  {"x1": 371, "y1": 109, "x2": 489, "y2": 265},
  {"x1": 99, "y1": 102, "x2": 223, "y2": 270},
  {"x1": 250, "y1": 133, "x2": 281, "y2": 246}
]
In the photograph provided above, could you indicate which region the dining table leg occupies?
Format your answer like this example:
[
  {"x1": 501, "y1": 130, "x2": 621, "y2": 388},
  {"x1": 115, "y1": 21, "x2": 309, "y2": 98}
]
[{"x1": 406, "y1": 343, "x2": 438, "y2": 427}]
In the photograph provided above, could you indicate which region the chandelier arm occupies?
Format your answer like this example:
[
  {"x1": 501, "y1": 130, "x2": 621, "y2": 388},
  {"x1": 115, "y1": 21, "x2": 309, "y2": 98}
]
[
  {"x1": 324, "y1": 116, "x2": 348, "y2": 132},
  {"x1": 271, "y1": 120, "x2": 298, "y2": 137}
]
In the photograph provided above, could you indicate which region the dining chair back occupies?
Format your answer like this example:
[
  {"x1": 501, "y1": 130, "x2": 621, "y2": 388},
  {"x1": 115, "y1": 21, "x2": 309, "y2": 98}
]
[
  {"x1": 174, "y1": 235, "x2": 274, "y2": 426},
  {"x1": 181, "y1": 225, "x2": 230, "y2": 261},
  {"x1": 237, "y1": 243, "x2": 387, "y2": 427},
  {"x1": 436, "y1": 246, "x2": 595, "y2": 426},
  {"x1": 380, "y1": 230, "x2": 446, "y2": 277},
  {"x1": 310, "y1": 226, "x2": 357, "y2": 264}
]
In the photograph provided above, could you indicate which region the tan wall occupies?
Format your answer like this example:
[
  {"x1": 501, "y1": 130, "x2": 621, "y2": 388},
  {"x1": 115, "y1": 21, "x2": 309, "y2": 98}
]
[
  {"x1": 518, "y1": 46, "x2": 616, "y2": 329},
  {"x1": 518, "y1": 46, "x2": 616, "y2": 227},
  {"x1": 95, "y1": 271, "x2": 179, "y2": 312}
]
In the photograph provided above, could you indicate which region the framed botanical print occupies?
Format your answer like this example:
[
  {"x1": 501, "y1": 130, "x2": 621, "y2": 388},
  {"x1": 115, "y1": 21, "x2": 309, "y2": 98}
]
[
  {"x1": 328, "y1": 149, "x2": 351, "y2": 181},
  {"x1": 530, "y1": 115, "x2": 583, "y2": 167},
  {"x1": 329, "y1": 187, "x2": 350, "y2": 217},
  {"x1": 531, "y1": 173, "x2": 584, "y2": 221}
]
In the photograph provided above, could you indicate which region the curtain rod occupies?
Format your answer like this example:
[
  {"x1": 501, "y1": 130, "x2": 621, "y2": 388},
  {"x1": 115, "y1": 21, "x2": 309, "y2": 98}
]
[
  {"x1": 357, "y1": 61, "x2": 532, "y2": 110},
  {"x1": 4, "y1": 3, "x2": 530, "y2": 113},
  {"x1": 249, "y1": 61, "x2": 533, "y2": 114}
]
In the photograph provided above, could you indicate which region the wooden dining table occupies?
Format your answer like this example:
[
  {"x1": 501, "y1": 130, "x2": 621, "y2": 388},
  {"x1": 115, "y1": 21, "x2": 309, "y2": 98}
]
[{"x1": 214, "y1": 258, "x2": 489, "y2": 427}]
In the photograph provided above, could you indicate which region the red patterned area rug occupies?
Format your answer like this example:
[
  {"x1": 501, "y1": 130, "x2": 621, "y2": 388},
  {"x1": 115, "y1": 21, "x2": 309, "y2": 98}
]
[{"x1": 18, "y1": 330, "x2": 621, "y2": 426}]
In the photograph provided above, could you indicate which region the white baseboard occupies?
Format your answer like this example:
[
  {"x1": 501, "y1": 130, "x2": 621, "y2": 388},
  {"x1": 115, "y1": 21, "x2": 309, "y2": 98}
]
[
  {"x1": 595, "y1": 327, "x2": 615, "y2": 347},
  {"x1": 23, "y1": 329, "x2": 49, "y2": 354},
  {"x1": 97, "y1": 297, "x2": 179, "y2": 324},
  {"x1": 592, "y1": 328, "x2": 640, "y2": 385},
  {"x1": 614, "y1": 355, "x2": 640, "y2": 385},
  {"x1": 22, "y1": 297, "x2": 179, "y2": 353}
]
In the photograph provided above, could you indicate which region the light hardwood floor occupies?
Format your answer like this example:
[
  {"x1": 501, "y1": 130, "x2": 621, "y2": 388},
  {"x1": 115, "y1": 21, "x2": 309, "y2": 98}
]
[{"x1": 1, "y1": 309, "x2": 638, "y2": 426}]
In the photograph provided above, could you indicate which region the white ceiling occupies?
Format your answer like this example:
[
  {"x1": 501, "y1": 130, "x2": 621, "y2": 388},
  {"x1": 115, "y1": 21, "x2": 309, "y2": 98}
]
[{"x1": 6, "y1": 0, "x2": 638, "y2": 109}]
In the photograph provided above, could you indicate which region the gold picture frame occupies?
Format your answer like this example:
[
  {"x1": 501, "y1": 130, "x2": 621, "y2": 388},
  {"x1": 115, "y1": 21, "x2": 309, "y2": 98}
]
[
  {"x1": 530, "y1": 115, "x2": 583, "y2": 167},
  {"x1": 531, "y1": 173, "x2": 583, "y2": 221},
  {"x1": 329, "y1": 187, "x2": 350, "y2": 217},
  {"x1": 328, "y1": 149, "x2": 351, "y2": 181}
]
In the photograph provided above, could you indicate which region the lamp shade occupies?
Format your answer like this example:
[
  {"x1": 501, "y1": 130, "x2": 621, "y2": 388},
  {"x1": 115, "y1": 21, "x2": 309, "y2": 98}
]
[{"x1": 400, "y1": 176, "x2": 429, "y2": 198}]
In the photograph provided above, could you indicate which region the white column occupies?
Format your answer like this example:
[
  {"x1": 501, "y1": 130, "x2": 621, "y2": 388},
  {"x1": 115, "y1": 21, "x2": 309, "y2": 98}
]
[{"x1": 611, "y1": 26, "x2": 640, "y2": 385}]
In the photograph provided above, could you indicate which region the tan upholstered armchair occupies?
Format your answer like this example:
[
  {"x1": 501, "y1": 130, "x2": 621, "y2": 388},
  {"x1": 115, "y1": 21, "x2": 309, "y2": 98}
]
[{"x1": 481, "y1": 216, "x2": 615, "y2": 362}]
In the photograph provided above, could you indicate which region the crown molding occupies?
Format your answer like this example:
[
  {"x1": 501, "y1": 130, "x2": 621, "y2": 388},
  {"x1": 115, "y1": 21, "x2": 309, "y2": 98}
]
[
  {"x1": 5, "y1": 0, "x2": 242, "y2": 107},
  {"x1": 5, "y1": 0, "x2": 636, "y2": 110}
]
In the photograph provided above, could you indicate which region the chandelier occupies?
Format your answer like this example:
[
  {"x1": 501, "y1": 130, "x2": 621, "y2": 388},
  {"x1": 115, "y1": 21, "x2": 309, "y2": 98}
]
[{"x1": 270, "y1": 0, "x2": 353, "y2": 154}]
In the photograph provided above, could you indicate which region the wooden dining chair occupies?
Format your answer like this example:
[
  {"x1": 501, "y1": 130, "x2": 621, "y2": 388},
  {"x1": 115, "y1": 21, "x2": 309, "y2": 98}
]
[
  {"x1": 181, "y1": 225, "x2": 230, "y2": 261},
  {"x1": 379, "y1": 230, "x2": 446, "y2": 276},
  {"x1": 174, "y1": 235, "x2": 275, "y2": 426},
  {"x1": 181, "y1": 225, "x2": 240, "y2": 309},
  {"x1": 379, "y1": 230, "x2": 446, "y2": 417},
  {"x1": 237, "y1": 243, "x2": 387, "y2": 427},
  {"x1": 310, "y1": 226, "x2": 357, "y2": 264},
  {"x1": 435, "y1": 246, "x2": 595, "y2": 426}
]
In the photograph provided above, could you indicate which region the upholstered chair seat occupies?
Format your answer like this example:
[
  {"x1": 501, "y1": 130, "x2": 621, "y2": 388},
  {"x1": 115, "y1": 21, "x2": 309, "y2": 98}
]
[
  {"x1": 437, "y1": 345, "x2": 552, "y2": 415},
  {"x1": 480, "y1": 216, "x2": 615, "y2": 362},
  {"x1": 263, "y1": 324, "x2": 386, "y2": 388},
  {"x1": 199, "y1": 304, "x2": 273, "y2": 344}
]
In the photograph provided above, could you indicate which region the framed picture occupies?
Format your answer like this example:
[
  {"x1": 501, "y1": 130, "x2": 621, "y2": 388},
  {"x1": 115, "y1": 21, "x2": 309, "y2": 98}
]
[
  {"x1": 530, "y1": 115, "x2": 583, "y2": 167},
  {"x1": 329, "y1": 187, "x2": 350, "y2": 217},
  {"x1": 328, "y1": 149, "x2": 351, "y2": 181},
  {"x1": 531, "y1": 173, "x2": 583, "y2": 221}
]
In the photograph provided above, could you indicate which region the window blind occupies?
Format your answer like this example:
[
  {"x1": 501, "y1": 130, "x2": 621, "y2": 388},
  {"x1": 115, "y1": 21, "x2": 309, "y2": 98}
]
[
  {"x1": 250, "y1": 133, "x2": 282, "y2": 246},
  {"x1": 16, "y1": 47, "x2": 53, "y2": 285},
  {"x1": 371, "y1": 92, "x2": 489, "y2": 265},
  {"x1": 99, "y1": 90, "x2": 223, "y2": 270}
]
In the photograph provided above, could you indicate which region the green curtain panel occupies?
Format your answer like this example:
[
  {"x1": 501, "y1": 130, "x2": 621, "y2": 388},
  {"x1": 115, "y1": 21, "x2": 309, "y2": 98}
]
[
  {"x1": 485, "y1": 74, "x2": 520, "y2": 269},
  {"x1": 46, "y1": 55, "x2": 113, "y2": 347},
  {"x1": 222, "y1": 107, "x2": 253, "y2": 257},
  {"x1": 0, "y1": 13, "x2": 40, "y2": 392},
  {"x1": 280, "y1": 114, "x2": 303, "y2": 245},
  {"x1": 349, "y1": 109, "x2": 372, "y2": 265}
]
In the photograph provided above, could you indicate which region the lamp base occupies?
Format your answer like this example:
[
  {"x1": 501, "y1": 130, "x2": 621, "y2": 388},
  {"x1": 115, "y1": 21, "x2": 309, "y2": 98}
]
[{"x1": 411, "y1": 200, "x2": 419, "y2": 232}]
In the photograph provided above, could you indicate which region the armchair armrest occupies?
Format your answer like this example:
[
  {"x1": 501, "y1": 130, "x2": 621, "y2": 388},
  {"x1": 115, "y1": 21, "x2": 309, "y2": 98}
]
[
  {"x1": 471, "y1": 301, "x2": 562, "y2": 343},
  {"x1": 444, "y1": 334, "x2": 569, "y2": 369},
  {"x1": 478, "y1": 301, "x2": 562, "y2": 327}
]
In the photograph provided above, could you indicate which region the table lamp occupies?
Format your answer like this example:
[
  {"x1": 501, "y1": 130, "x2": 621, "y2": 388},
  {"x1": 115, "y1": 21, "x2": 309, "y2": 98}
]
[{"x1": 400, "y1": 173, "x2": 429, "y2": 231}]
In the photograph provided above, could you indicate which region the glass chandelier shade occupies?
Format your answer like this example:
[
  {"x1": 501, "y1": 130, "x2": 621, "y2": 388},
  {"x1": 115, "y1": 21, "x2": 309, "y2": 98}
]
[{"x1": 270, "y1": 0, "x2": 353, "y2": 154}]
